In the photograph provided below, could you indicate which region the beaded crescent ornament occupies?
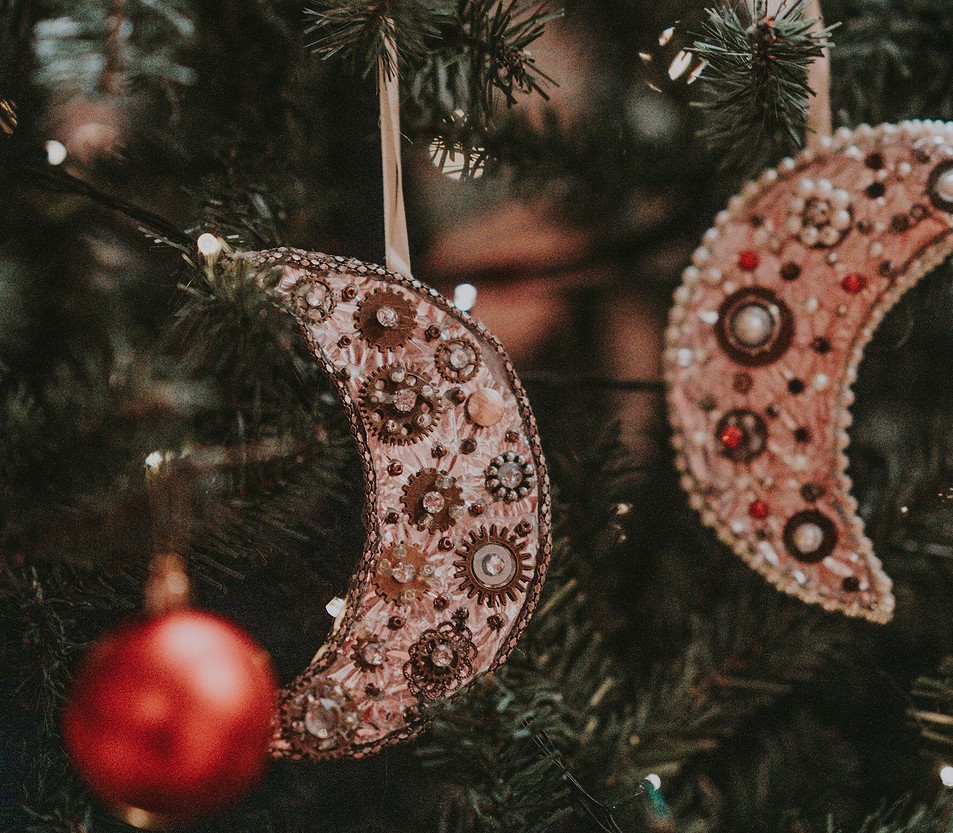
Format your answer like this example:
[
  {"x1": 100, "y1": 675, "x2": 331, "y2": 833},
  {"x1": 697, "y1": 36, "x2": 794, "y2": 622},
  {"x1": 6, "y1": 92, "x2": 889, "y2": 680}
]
[
  {"x1": 665, "y1": 121, "x2": 953, "y2": 623},
  {"x1": 249, "y1": 248, "x2": 551, "y2": 760}
]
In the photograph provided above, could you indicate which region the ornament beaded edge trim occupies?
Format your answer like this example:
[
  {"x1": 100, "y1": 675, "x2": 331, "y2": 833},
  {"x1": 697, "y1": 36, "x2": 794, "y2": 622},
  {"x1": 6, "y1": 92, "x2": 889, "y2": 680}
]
[
  {"x1": 664, "y1": 120, "x2": 953, "y2": 624},
  {"x1": 251, "y1": 248, "x2": 553, "y2": 760}
]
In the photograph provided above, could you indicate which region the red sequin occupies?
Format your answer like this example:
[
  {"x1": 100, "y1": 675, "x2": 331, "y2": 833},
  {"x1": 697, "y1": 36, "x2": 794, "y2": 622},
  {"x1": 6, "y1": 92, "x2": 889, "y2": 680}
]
[
  {"x1": 720, "y1": 425, "x2": 744, "y2": 449},
  {"x1": 841, "y1": 273, "x2": 866, "y2": 294},
  {"x1": 738, "y1": 250, "x2": 760, "y2": 271},
  {"x1": 748, "y1": 500, "x2": 769, "y2": 520}
]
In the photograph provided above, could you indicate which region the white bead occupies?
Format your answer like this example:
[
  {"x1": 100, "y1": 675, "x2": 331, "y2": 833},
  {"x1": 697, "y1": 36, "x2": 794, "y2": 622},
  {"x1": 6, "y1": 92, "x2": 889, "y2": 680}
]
[
  {"x1": 820, "y1": 226, "x2": 841, "y2": 247},
  {"x1": 798, "y1": 178, "x2": 816, "y2": 197},
  {"x1": 800, "y1": 226, "x2": 820, "y2": 246},
  {"x1": 813, "y1": 373, "x2": 830, "y2": 391},
  {"x1": 692, "y1": 247, "x2": 711, "y2": 266},
  {"x1": 792, "y1": 522, "x2": 825, "y2": 555},
  {"x1": 730, "y1": 303, "x2": 775, "y2": 347},
  {"x1": 816, "y1": 179, "x2": 834, "y2": 199},
  {"x1": 832, "y1": 209, "x2": 852, "y2": 230},
  {"x1": 831, "y1": 189, "x2": 851, "y2": 209}
]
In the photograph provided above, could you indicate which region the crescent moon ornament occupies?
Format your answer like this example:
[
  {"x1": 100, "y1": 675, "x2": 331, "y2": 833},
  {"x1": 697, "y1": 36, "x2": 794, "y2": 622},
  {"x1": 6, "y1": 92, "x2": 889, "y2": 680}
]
[
  {"x1": 665, "y1": 120, "x2": 953, "y2": 623},
  {"x1": 243, "y1": 248, "x2": 551, "y2": 759}
]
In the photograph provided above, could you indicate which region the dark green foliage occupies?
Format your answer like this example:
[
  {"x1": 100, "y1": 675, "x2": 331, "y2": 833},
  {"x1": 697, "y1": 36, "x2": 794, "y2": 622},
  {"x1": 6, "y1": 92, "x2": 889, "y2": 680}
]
[
  {"x1": 4, "y1": 2, "x2": 953, "y2": 833},
  {"x1": 692, "y1": 0, "x2": 836, "y2": 172}
]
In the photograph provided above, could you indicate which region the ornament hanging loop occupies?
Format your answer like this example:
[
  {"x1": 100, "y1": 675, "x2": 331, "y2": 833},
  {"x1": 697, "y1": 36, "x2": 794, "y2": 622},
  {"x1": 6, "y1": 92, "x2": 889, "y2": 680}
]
[
  {"x1": 804, "y1": 0, "x2": 831, "y2": 144},
  {"x1": 379, "y1": 19, "x2": 412, "y2": 277}
]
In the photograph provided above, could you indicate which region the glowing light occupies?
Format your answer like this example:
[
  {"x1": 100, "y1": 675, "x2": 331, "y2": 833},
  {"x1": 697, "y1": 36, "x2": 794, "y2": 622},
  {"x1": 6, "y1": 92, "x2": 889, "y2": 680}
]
[
  {"x1": 668, "y1": 49, "x2": 695, "y2": 81},
  {"x1": 941, "y1": 765, "x2": 953, "y2": 787},
  {"x1": 429, "y1": 139, "x2": 485, "y2": 181},
  {"x1": 646, "y1": 773, "x2": 662, "y2": 790},
  {"x1": 454, "y1": 283, "x2": 478, "y2": 312},
  {"x1": 197, "y1": 233, "x2": 223, "y2": 257},
  {"x1": 45, "y1": 140, "x2": 67, "y2": 166},
  {"x1": 144, "y1": 451, "x2": 164, "y2": 470},
  {"x1": 326, "y1": 596, "x2": 346, "y2": 618}
]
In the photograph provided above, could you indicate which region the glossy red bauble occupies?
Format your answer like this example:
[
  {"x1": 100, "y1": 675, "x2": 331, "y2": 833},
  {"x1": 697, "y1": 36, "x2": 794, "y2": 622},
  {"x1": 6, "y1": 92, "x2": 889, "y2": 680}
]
[{"x1": 62, "y1": 609, "x2": 277, "y2": 828}]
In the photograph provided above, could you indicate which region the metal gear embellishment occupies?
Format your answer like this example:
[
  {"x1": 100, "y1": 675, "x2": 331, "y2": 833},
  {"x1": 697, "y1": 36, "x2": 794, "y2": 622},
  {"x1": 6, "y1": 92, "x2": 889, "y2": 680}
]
[
  {"x1": 403, "y1": 621, "x2": 477, "y2": 701},
  {"x1": 435, "y1": 336, "x2": 481, "y2": 383},
  {"x1": 354, "y1": 289, "x2": 417, "y2": 350},
  {"x1": 401, "y1": 468, "x2": 465, "y2": 532},
  {"x1": 360, "y1": 364, "x2": 442, "y2": 445},
  {"x1": 455, "y1": 526, "x2": 532, "y2": 607},
  {"x1": 292, "y1": 278, "x2": 336, "y2": 323},
  {"x1": 484, "y1": 450, "x2": 536, "y2": 502},
  {"x1": 372, "y1": 542, "x2": 433, "y2": 605}
]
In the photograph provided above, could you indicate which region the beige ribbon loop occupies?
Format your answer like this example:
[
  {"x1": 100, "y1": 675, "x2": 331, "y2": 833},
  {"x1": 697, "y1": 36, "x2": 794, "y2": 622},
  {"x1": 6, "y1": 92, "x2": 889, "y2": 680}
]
[
  {"x1": 379, "y1": 22, "x2": 412, "y2": 277},
  {"x1": 803, "y1": 0, "x2": 831, "y2": 144},
  {"x1": 748, "y1": 0, "x2": 832, "y2": 144}
]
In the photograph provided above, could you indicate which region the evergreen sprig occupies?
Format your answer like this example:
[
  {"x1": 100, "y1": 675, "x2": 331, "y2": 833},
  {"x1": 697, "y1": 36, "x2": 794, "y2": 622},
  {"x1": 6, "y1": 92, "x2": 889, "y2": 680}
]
[{"x1": 692, "y1": 0, "x2": 837, "y2": 172}]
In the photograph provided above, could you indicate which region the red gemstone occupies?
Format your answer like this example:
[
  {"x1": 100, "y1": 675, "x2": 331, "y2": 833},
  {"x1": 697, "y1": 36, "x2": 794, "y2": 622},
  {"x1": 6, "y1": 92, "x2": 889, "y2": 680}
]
[
  {"x1": 841, "y1": 273, "x2": 866, "y2": 294},
  {"x1": 720, "y1": 425, "x2": 744, "y2": 449},
  {"x1": 748, "y1": 499, "x2": 769, "y2": 520},
  {"x1": 738, "y1": 250, "x2": 760, "y2": 271}
]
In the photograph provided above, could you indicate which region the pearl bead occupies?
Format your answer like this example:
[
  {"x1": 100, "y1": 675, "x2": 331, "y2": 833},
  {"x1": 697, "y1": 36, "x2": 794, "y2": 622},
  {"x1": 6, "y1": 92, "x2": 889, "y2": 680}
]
[
  {"x1": 730, "y1": 304, "x2": 775, "y2": 347},
  {"x1": 792, "y1": 521, "x2": 825, "y2": 555}
]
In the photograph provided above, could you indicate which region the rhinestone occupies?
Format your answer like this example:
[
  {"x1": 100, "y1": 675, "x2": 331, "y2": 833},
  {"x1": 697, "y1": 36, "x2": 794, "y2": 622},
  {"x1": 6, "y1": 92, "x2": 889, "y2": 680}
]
[
  {"x1": 422, "y1": 491, "x2": 446, "y2": 514},
  {"x1": 430, "y1": 643, "x2": 455, "y2": 668},
  {"x1": 791, "y1": 521, "x2": 825, "y2": 555},
  {"x1": 435, "y1": 474, "x2": 454, "y2": 490},
  {"x1": 376, "y1": 306, "x2": 399, "y2": 328},
  {"x1": 498, "y1": 461, "x2": 524, "y2": 489},
  {"x1": 729, "y1": 303, "x2": 775, "y2": 348},
  {"x1": 306, "y1": 284, "x2": 329, "y2": 307},
  {"x1": 482, "y1": 552, "x2": 506, "y2": 576},
  {"x1": 415, "y1": 413, "x2": 432, "y2": 428},
  {"x1": 359, "y1": 642, "x2": 387, "y2": 666},
  {"x1": 449, "y1": 345, "x2": 474, "y2": 369},
  {"x1": 393, "y1": 388, "x2": 417, "y2": 413},
  {"x1": 391, "y1": 561, "x2": 418, "y2": 583},
  {"x1": 304, "y1": 697, "x2": 340, "y2": 739}
]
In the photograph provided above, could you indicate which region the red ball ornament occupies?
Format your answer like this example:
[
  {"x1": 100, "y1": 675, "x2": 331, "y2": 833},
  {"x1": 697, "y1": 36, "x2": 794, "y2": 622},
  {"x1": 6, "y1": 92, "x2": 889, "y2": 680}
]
[{"x1": 62, "y1": 609, "x2": 277, "y2": 828}]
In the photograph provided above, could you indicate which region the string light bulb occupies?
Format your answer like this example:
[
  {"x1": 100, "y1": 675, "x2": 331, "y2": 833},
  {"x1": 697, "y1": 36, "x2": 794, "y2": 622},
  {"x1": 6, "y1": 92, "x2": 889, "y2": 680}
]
[
  {"x1": 941, "y1": 765, "x2": 953, "y2": 787},
  {"x1": 197, "y1": 232, "x2": 223, "y2": 258},
  {"x1": 645, "y1": 773, "x2": 662, "y2": 790},
  {"x1": 45, "y1": 140, "x2": 67, "y2": 166},
  {"x1": 453, "y1": 283, "x2": 478, "y2": 312}
]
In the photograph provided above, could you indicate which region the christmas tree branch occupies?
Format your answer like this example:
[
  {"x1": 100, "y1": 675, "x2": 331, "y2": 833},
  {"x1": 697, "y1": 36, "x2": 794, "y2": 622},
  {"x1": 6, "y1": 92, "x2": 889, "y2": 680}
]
[{"x1": 692, "y1": 0, "x2": 837, "y2": 171}]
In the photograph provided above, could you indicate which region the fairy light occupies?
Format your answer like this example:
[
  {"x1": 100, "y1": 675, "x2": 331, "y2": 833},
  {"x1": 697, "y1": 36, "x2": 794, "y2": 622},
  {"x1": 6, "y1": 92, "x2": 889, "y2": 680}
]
[
  {"x1": 940, "y1": 765, "x2": 953, "y2": 787},
  {"x1": 197, "y1": 232, "x2": 223, "y2": 257},
  {"x1": 453, "y1": 283, "x2": 478, "y2": 312},
  {"x1": 646, "y1": 773, "x2": 662, "y2": 790},
  {"x1": 45, "y1": 140, "x2": 67, "y2": 166},
  {"x1": 429, "y1": 139, "x2": 485, "y2": 181}
]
